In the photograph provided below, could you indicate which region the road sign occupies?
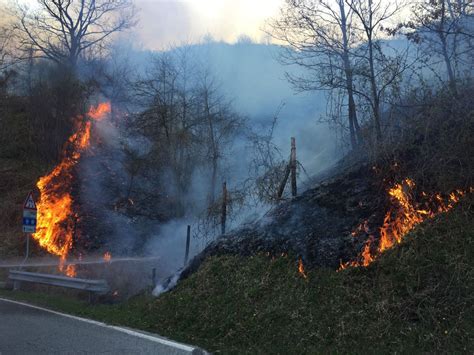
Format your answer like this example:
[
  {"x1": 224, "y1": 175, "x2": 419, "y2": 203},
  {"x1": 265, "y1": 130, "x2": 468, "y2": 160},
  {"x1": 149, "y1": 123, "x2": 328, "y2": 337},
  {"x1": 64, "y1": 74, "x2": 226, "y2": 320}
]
[
  {"x1": 24, "y1": 192, "x2": 37, "y2": 210},
  {"x1": 23, "y1": 192, "x2": 37, "y2": 233}
]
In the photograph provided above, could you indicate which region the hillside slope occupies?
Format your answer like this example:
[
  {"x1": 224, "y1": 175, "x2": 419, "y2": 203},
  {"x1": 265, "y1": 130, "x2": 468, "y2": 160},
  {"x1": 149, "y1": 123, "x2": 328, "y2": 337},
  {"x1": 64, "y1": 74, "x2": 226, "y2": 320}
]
[
  {"x1": 2, "y1": 202, "x2": 472, "y2": 353},
  {"x1": 145, "y1": 203, "x2": 473, "y2": 353}
]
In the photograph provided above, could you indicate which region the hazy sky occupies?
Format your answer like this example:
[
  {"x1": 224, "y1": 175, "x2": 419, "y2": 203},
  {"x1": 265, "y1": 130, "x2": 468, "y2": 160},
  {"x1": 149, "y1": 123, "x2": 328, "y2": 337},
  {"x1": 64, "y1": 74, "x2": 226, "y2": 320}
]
[
  {"x1": 134, "y1": 0, "x2": 284, "y2": 49},
  {"x1": 11, "y1": 0, "x2": 406, "y2": 50}
]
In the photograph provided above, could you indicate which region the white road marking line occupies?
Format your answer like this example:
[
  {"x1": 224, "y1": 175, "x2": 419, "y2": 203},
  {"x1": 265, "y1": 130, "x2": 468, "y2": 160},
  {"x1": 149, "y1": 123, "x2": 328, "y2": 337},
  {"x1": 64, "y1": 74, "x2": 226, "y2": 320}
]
[{"x1": 0, "y1": 297, "x2": 198, "y2": 353}]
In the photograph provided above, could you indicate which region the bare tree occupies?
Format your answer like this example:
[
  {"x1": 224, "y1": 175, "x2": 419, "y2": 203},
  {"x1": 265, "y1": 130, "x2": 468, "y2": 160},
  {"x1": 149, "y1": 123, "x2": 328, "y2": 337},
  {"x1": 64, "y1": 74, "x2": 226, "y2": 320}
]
[
  {"x1": 133, "y1": 46, "x2": 243, "y2": 215},
  {"x1": 133, "y1": 51, "x2": 196, "y2": 215},
  {"x1": 405, "y1": 0, "x2": 474, "y2": 94},
  {"x1": 245, "y1": 104, "x2": 287, "y2": 203},
  {"x1": 0, "y1": 26, "x2": 17, "y2": 95},
  {"x1": 196, "y1": 70, "x2": 243, "y2": 204},
  {"x1": 0, "y1": 26, "x2": 15, "y2": 72},
  {"x1": 269, "y1": 0, "x2": 362, "y2": 149},
  {"x1": 346, "y1": 0, "x2": 406, "y2": 141},
  {"x1": 14, "y1": 0, "x2": 136, "y2": 69}
]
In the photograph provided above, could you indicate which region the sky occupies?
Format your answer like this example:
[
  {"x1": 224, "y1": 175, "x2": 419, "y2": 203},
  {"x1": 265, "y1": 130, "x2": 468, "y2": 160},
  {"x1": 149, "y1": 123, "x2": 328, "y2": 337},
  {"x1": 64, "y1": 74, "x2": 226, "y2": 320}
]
[
  {"x1": 8, "y1": 0, "x2": 407, "y2": 50},
  {"x1": 134, "y1": 0, "x2": 284, "y2": 49},
  {"x1": 8, "y1": 0, "x2": 284, "y2": 49}
]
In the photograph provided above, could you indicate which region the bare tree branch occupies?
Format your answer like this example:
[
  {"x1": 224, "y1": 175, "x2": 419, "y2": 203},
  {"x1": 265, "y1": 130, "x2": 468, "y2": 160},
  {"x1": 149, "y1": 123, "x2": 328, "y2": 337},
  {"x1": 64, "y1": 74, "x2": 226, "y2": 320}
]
[{"x1": 13, "y1": 0, "x2": 137, "y2": 69}]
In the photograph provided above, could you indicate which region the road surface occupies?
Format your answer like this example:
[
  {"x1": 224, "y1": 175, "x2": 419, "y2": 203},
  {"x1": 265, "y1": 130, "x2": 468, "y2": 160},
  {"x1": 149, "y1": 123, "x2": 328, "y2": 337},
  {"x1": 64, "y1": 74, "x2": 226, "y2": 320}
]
[{"x1": 0, "y1": 298, "x2": 203, "y2": 355}]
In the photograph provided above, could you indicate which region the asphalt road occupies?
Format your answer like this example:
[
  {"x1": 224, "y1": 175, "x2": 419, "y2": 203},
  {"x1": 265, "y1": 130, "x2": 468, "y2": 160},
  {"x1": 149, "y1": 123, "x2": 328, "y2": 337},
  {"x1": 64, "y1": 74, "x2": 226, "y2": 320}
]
[{"x1": 0, "y1": 298, "x2": 202, "y2": 355}]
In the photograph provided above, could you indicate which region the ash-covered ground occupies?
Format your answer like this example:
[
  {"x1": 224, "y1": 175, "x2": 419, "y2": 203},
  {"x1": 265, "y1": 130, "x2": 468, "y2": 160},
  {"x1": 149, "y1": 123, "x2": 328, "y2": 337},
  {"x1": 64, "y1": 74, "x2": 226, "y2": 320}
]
[{"x1": 182, "y1": 159, "x2": 390, "y2": 278}]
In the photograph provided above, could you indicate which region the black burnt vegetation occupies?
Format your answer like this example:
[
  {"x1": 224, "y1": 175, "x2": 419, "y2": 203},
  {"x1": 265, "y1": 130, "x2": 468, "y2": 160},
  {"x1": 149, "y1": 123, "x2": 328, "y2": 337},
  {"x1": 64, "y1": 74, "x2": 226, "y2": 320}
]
[{"x1": 183, "y1": 82, "x2": 474, "y2": 276}]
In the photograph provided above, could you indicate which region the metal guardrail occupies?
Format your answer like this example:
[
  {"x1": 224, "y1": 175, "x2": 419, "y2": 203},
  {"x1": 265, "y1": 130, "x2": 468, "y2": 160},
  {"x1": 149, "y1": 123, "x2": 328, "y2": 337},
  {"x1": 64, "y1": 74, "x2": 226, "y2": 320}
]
[{"x1": 9, "y1": 270, "x2": 109, "y2": 294}]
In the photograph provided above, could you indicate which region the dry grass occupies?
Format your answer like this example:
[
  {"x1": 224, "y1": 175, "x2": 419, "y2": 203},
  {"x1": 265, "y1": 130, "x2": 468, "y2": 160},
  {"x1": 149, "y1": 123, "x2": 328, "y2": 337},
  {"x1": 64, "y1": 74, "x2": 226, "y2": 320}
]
[{"x1": 373, "y1": 83, "x2": 474, "y2": 194}]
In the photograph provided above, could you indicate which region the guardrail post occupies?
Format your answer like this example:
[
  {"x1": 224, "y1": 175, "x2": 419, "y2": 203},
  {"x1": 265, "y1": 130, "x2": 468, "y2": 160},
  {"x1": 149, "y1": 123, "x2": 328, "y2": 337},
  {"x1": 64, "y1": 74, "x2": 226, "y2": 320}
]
[{"x1": 13, "y1": 280, "x2": 21, "y2": 291}]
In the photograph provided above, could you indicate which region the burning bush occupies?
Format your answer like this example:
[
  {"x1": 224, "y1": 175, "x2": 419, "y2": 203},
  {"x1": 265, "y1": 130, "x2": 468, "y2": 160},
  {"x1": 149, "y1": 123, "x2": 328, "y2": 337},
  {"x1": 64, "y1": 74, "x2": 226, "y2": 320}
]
[{"x1": 33, "y1": 103, "x2": 111, "y2": 276}]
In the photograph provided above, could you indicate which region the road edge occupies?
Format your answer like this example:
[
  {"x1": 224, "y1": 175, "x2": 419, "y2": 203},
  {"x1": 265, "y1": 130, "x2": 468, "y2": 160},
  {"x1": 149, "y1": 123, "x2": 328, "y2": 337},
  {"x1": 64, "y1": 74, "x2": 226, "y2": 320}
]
[{"x1": 0, "y1": 297, "x2": 207, "y2": 354}]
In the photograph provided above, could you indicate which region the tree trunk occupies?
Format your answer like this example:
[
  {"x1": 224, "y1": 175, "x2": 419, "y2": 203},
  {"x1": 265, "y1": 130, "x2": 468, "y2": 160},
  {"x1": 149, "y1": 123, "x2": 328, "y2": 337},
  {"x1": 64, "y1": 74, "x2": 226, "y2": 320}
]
[
  {"x1": 210, "y1": 157, "x2": 217, "y2": 204},
  {"x1": 205, "y1": 90, "x2": 219, "y2": 205},
  {"x1": 367, "y1": 35, "x2": 382, "y2": 141},
  {"x1": 339, "y1": 0, "x2": 361, "y2": 148},
  {"x1": 438, "y1": 2, "x2": 457, "y2": 94},
  {"x1": 345, "y1": 67, "x2": 361, "y2": 147}
]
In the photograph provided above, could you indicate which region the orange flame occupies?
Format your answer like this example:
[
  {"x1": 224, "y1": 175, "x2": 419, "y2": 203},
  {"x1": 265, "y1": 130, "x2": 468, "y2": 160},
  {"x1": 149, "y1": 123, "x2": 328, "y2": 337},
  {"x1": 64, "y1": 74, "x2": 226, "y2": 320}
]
[
  {"x1": 66, "y1": 264, "x2": 77, "y2": 278},
  {"x1": 340, "y1": 179, "x2": 467, "y2": 270},
  {"x1": 298, "y1": 257, "x2": 307, "y2": 279},
  {"x1": 33, "y1": 103, "x2": 111, "y2": 276},
  {"x1": 103, "y1": 251, "x2": 112, "y2": 263},
  {"x1": 88, "y1": 102, "x2": 111, "y2": 121}
]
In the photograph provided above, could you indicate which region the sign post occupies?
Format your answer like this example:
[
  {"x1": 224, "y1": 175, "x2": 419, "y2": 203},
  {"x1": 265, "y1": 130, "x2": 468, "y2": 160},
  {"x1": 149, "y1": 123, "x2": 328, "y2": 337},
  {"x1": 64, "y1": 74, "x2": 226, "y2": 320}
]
[{"x1": 22, "y1": 192, "x2": 37, "y2": 265}]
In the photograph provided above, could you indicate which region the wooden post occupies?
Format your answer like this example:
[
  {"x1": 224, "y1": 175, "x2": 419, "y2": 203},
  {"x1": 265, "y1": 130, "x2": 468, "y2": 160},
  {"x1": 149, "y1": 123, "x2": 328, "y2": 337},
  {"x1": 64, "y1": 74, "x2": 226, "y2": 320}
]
[
  {"x1": 152, "y1": 268, "x2": 157, "y2": 286},
  {"x1": 221, "y1": 182, "x2": 227, "y2": 235},
  {"x1": 290, "y1": 137, "x2": 297, "y2": 197},
  {"x1": 277, "y1": 163, "x2": 291, "y2": 199},
  {"x1": 276, "y1": 137, "x2": 297, "y2": 199},
  {"x1": 184, "y1": 225, "x2": 191, "y2": 266}
]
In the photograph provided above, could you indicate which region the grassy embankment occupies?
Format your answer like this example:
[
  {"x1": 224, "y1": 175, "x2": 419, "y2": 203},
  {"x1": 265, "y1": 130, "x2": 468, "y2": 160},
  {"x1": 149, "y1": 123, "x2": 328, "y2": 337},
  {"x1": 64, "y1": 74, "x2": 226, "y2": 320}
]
[{"x1": 1, "y1": 202, "x2": 473, "y2": 354}]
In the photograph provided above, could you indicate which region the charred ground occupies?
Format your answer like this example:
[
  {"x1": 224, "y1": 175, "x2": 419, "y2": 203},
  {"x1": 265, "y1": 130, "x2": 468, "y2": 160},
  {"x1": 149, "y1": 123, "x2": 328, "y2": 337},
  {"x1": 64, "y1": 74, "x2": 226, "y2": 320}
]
[{"x1": 183, "y1": 83, "x2": 474, "y2": 278}]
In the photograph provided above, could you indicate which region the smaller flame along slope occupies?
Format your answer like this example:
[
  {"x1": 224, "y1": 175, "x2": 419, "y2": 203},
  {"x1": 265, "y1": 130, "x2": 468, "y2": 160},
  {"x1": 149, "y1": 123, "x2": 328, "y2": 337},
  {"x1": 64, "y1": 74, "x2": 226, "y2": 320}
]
[
  {"x1": 340, "y1": 178, "x2": 469, "y2": 270},
  {"x1": 33, "y1": 102, "x2": 111, "y2": 277}
]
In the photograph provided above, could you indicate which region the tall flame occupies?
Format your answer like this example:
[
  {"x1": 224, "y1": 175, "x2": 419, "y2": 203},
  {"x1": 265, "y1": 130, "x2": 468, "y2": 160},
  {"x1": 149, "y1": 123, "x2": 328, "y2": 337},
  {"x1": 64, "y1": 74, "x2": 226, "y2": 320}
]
[
  {"x1": 33, "y1": 102, "x2": 111, "y2": 276},
  {"x1": 340, "y1": 178, "x2": 467, "y2": 270}
]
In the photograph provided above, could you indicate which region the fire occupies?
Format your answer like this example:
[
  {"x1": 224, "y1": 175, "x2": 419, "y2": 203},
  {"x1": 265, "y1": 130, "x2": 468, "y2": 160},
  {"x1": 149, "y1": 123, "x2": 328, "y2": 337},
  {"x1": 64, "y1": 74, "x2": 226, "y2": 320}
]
[
  {"x1": 340, "y1": 178, "x2": 467, "y2": 270},
  {"x1": 103, "y1": 251, "x2": 112, "y2": 263},
  {"x1": 298, "y1": 257, "x2": 307, "y2": 278},
  {"x1": 33, "y1": 102, "x2": 111, "y2": 276},
  {"x1": 360, "y1": 238, "x2": 375, "y2": 267},
  {"x1": 88, "y1": 102, "x2": 111, "y2": 121},
  {"x1": 66, "y1": 264, "x2": 77, "y2": 278}
]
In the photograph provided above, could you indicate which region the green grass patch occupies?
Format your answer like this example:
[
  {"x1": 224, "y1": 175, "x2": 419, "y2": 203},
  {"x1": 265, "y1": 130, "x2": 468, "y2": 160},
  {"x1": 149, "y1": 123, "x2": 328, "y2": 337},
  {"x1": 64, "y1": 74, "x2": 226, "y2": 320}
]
[{"x1": 1, "y1": 204, "x2": 473, "y2": 353}]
